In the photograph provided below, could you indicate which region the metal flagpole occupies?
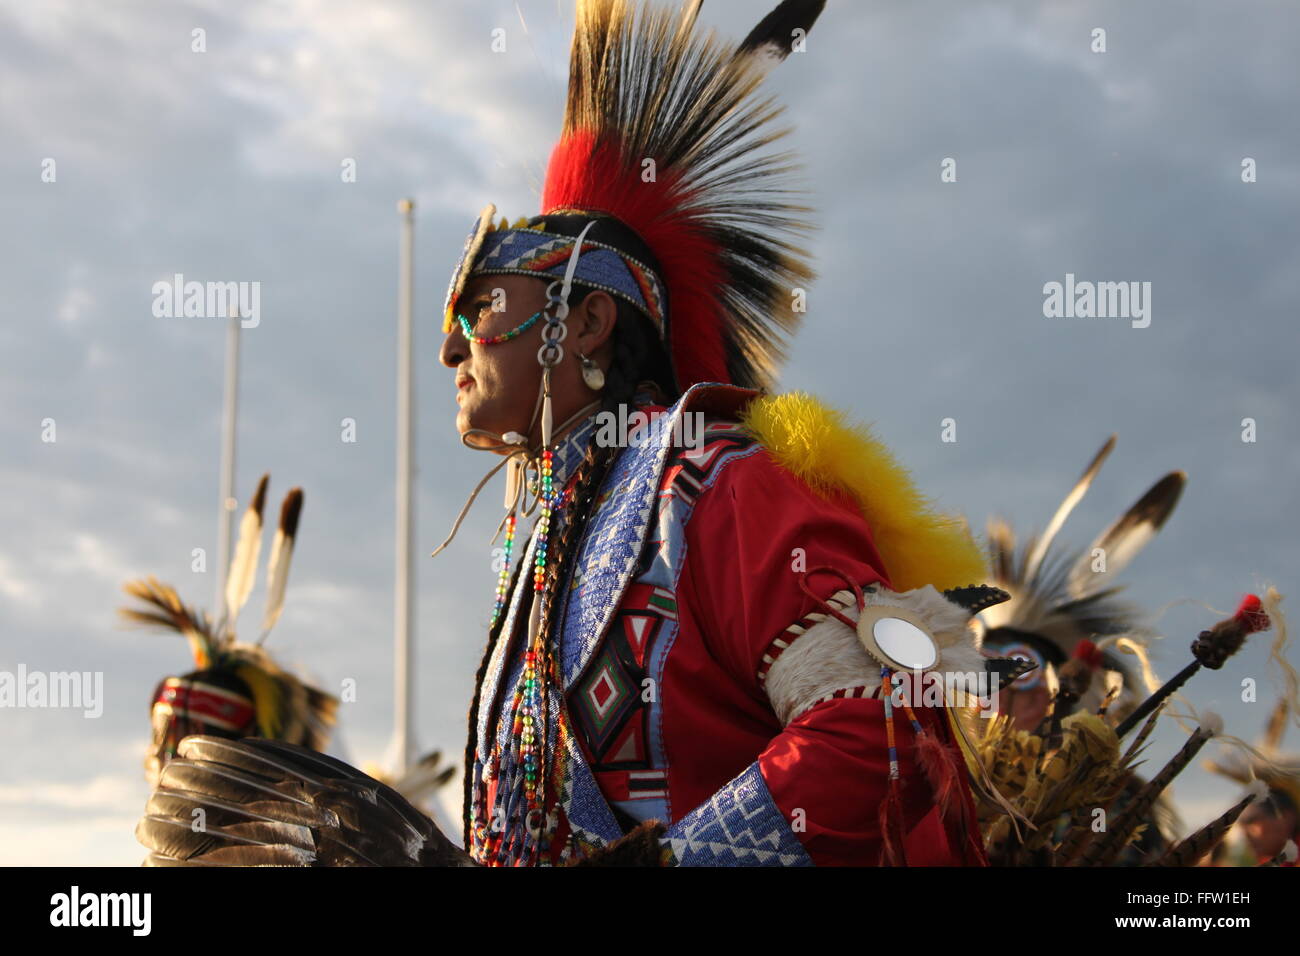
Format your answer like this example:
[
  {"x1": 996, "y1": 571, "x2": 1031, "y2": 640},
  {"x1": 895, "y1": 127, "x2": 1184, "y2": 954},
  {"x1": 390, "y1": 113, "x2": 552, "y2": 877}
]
[
  {"x1": 393, "y1": 198, "x2": 417, "y2": 776},
  {"x1": 215, "y1": 309, "x2": 241, "y2": 616}
]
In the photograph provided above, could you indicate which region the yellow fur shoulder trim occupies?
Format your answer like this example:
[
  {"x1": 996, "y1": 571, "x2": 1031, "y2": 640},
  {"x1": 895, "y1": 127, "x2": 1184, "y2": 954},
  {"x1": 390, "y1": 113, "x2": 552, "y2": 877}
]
[{"x1": 738, "y1": 391, "x2": 988, "y2": 593}]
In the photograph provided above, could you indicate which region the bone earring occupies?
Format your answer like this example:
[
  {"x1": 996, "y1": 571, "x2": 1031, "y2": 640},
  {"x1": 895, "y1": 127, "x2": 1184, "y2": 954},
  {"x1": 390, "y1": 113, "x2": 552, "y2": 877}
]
[{"x1": 579, "y1": 351, "x2": 605, "y2": 391}]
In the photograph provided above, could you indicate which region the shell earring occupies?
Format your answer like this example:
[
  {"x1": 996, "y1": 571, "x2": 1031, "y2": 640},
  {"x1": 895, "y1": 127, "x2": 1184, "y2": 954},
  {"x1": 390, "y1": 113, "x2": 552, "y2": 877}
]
[{"x1": 579, "y1": 351, "x2": 605, "y2": 391}]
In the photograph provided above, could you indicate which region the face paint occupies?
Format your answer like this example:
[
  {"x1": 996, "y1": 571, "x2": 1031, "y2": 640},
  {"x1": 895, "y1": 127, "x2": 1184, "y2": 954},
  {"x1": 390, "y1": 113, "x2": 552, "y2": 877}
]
[{"x1": 985, "y1": 640, "x2": 1046, "y2": 690}]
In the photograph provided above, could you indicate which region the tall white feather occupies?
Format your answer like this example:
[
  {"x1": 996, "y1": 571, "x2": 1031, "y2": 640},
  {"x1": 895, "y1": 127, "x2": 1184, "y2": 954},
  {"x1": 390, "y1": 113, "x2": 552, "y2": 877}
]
[
  {"x1": 224, "y1": 473, "x2": 269, "y2": 626},
  {"x1": 261, "y1": 488, "x2": 303, "y2": 637},
  {"x1": 1022, "y1": 435, "x2": 1115, "y2": 585}
]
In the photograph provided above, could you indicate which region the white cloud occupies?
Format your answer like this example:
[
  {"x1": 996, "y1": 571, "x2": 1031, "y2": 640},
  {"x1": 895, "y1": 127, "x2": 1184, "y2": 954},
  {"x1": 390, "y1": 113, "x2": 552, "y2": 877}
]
[
  {"x1": 0, "y1": 772, "x2": 142, "y2": 812},
  {"x1": 0, "y1": 552, "x2": 41, "y2": 608},
  {"x1": 56, "y1": 287, "x2": 94, "y2": 325},
  {"x1": 0, "y1": 817, "x2": 144, "y2": 867}
]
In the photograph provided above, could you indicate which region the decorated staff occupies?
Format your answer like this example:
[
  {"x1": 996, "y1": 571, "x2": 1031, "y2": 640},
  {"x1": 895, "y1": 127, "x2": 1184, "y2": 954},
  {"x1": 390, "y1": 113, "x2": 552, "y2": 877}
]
[{"x1": 1115, "y1": 595, "x2": 1272, "y2": 737}]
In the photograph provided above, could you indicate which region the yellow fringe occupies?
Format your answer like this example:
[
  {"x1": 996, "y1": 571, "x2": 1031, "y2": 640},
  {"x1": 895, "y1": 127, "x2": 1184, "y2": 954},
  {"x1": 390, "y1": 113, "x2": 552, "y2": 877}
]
[
  {"x1": 738, "y1": 391, "x2": 988, "y2": 593},
  {"x1": 233, "y1": 662, "x2": 283, "y2": 739}
]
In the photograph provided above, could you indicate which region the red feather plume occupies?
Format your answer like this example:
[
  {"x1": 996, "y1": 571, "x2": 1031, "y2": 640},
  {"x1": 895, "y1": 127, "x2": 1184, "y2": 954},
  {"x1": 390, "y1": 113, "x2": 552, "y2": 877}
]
[{"x1": 543, "y1": 131, "x2": 729, "y2": 387}]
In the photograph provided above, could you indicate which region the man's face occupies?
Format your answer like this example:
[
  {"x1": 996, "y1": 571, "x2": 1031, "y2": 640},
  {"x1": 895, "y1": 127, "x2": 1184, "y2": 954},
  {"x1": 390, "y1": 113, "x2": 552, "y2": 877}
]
[
  {"x1": 1000, "y1": 683, "x2": 1050, "y2": 731},
  {"x1": 1240, "y1": 800, "x2": 1298, "y2": 862},
  {"x1": 439, "y1": 274, "x2": 550, "y2": 446}
]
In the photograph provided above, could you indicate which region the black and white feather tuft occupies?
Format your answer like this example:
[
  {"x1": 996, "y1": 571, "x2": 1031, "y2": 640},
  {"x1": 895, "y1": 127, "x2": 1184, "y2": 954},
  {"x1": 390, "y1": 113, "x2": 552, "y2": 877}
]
[{"x1": 734, "y1": 0, "x2": 826, "y2": 68}]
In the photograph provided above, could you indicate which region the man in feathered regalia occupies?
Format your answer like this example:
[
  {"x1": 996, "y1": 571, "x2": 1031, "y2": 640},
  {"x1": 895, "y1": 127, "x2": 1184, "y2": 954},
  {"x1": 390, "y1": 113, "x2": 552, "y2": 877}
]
[
  {"x1": 430, "y1": 0, "x2": 1003, "y2": 867},
  {"x1": 135, "y1": 0, "x2": 1003, "y2": 867}
]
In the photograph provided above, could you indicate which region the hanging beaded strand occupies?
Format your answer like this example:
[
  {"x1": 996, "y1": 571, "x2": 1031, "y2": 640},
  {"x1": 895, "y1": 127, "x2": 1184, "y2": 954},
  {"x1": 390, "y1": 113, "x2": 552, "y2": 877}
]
[
  {"x1": 519, "y1": 448, "x2": 553, "y2": 818},
  {"x1": 516, "y1": 268, "x2": 575, "y2": 862},
  {"x1": 488, "y1": 512, "x2": 516, "y2": 629},
  {"x1": 522, "y1": 222, "x2": 596, "y2": 863}
]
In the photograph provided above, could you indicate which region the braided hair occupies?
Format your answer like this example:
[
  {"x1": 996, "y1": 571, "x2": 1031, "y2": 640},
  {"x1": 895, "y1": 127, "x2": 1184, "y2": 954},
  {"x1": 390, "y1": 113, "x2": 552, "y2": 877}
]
[{"x1": 461, "y1": 236, "x2": 680, "y2": 852}]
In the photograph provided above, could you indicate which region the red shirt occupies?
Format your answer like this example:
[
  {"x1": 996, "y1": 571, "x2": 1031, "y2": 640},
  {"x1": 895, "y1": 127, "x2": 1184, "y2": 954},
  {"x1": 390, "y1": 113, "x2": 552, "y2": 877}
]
[{"x1": 565, "y1": 404, "x2": 986, "y2": 865}]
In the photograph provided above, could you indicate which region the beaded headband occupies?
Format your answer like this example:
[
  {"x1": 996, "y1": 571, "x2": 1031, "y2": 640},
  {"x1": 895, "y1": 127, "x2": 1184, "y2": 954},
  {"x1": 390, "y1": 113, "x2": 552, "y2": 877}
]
[
  {"x1": 151, "y1": 676, "x2": 256, "y2": 734},
  {"x1": 442, "y1": 203, "x2": 666, "y2": 337}
]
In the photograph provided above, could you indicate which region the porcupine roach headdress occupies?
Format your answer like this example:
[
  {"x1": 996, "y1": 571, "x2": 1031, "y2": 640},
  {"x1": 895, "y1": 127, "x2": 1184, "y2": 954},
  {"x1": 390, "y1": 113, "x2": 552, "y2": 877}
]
[
  {"x1": 120, "y1": 474, "x2": 336, "y2": 785},
  {"x1": 443, "y1": 0, "x2": 827, "y2": 392}
]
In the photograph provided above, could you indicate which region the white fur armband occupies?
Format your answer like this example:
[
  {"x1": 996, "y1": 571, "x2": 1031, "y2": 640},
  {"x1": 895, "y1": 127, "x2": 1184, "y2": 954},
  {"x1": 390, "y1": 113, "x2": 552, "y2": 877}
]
[{"x1": 760, "y1": 584, "x2": 988, "y2": 726}]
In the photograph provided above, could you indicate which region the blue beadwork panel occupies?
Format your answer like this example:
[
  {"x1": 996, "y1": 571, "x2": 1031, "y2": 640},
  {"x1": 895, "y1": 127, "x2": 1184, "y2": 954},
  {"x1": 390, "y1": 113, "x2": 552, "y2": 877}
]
[{"x1": 661, "y1": 762, "x2": 812, "y2": 866}]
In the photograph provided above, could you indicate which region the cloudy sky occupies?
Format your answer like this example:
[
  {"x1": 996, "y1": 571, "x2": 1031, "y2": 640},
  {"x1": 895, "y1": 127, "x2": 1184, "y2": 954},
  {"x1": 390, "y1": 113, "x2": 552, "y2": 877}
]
[{"x1": 1, "y1": 0, "x2": 1296, "y2": 865}]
